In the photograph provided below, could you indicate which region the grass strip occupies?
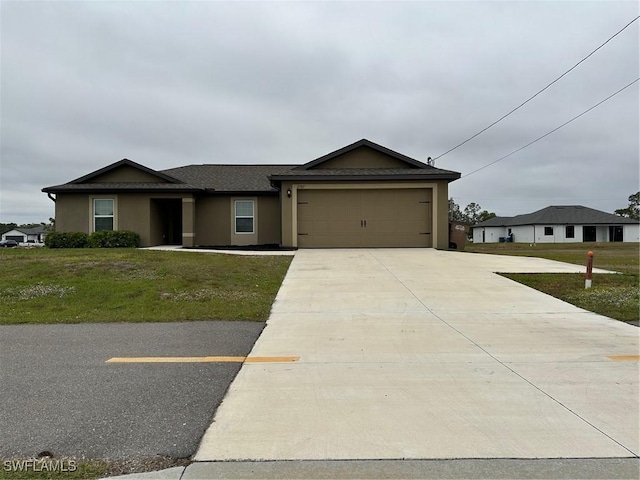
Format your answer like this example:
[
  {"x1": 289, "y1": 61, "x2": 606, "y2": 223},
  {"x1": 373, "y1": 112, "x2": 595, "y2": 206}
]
[
  {"x1": 466, "y1": 242, "x2": 638, "y2": 323},
  {"x1": 501, "y1": 272, "x2": 639, "y2": 323}
]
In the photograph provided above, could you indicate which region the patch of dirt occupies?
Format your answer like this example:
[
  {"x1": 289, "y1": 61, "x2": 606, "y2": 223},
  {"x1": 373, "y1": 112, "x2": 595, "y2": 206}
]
[
  {"x1": 64, "y1": 261, "x2": 102, "y2": 272},
  {"x1": 105, "y1": 261, "x2": 139, "y2": 272},
  {"x1": 64, "y1": 261, "x2": 137, "y2": 273}
]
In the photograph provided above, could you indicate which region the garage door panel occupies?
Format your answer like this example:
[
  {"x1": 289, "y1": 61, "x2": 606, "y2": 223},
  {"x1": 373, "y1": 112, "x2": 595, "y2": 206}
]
[
  {"x1": 366, "y1": 219, "x2": 395, "y2": 234},
  {"x1": 299, "y1": 233, "x2": 360, "y2": 248},
  {"x1": 314, "y1": 221, "x2": 330, "y2": 235},
  {"x1": 326, "y1": 220, "x2": 351, "y2": 235},
  {"x1": 297, "y1": 189, "x2": 432, "y2": 248},
  {"x1": 377, "y1": 203, "x2": 398, "y2": 218}
]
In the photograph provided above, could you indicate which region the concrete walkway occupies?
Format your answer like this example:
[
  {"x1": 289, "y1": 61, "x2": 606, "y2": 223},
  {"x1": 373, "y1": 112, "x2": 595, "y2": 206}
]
[
  {"x1": 143, "y1": 245, "x2": 296, "y2": 256},
  {"x1": 196, "y1": 249, "x2": 638, "y2": 461}
]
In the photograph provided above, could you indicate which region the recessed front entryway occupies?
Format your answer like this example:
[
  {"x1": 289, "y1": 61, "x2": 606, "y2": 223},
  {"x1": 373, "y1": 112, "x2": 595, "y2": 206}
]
[
  {"x1": 151, "y1": 199, "x2": 182, "y2": 245},
  {"x1": 296, "y1": 189, "x2": 432, "y2": 248}
]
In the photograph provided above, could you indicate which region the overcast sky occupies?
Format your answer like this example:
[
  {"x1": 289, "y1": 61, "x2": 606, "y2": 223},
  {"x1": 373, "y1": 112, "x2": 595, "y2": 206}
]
[{"x1": 1, "y1": 1, "x2": 638, "y2": 224}]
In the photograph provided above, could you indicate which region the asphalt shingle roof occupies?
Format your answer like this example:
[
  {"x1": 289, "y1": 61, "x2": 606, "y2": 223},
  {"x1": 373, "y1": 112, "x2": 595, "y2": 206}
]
[
  {"x1": 17, "y1": 226, "x2": 46, "y2": 235},
  {"x1": 474, "y1": 216, "x2": 513, "y2": 227},
  {"x1": 161, "y1": 165, "x2": 297, "y2": 192},
  {"x1": 474, "y1": 205, "x2": 638, "y2": 227},
  {"x1": 44, "y1": 163, "x2": 460, "y2": 194},
  {"x1": 42, "y1": 139, "x2": 461, "y2": 194}
]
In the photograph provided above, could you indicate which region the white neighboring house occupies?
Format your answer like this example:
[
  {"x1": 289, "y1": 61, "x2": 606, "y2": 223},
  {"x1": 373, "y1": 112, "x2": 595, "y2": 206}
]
[
  {"x1": 472, "y1": 205, "x2": 640, "y2": 244},
  {"x1": 1, "y1": 226, "x2": 47, "y2": 244}
]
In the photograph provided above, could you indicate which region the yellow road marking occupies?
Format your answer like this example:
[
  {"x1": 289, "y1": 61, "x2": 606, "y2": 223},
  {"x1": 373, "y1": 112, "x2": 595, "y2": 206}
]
[
  {"x1": 106, "y1": 356, "x2": 299, "y2": 364},
  {"x1": 607, "y1": 355, "x2": 640, "y2": 361},
  {"x1": 244, "y1": 356, "x2": 299, "y2": 363}
]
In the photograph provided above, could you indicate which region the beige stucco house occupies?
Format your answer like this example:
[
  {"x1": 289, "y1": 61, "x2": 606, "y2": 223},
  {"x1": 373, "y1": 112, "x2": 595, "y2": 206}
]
[{"x1": 43, "y1": 139, "x2": 461, "y2": 249}]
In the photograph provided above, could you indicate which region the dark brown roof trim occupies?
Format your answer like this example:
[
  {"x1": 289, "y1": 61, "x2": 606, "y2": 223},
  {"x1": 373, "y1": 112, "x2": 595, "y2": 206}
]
[
  {"x1": 42, "y1": 183, "x2": 202, "y2": 194},
  {"x1": 204, "y1": 190, "x2": 279, "y2": 196},
  {"x1": 270, "y1": 173, "x2": 461, "y2": 182}
]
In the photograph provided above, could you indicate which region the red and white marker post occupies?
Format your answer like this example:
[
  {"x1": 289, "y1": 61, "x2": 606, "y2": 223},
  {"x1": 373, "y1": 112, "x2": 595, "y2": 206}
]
[{"x1": 585, "y1": 251, "x2": 594, "y2": 289}]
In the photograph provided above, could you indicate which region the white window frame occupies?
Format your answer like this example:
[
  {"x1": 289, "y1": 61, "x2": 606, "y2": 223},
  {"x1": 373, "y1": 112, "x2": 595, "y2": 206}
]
[
  {"x1": 92, "y1": 198, "x2": 116, "y2": 232},
  {"x1": 234, "y1": 200, "x2": 255, "y2": 234}
]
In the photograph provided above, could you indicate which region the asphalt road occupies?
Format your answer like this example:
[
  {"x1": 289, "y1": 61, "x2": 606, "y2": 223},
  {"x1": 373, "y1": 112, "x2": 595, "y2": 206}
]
[{"x1": 0, "y1": 321, "x2": 264, "y2": 459}]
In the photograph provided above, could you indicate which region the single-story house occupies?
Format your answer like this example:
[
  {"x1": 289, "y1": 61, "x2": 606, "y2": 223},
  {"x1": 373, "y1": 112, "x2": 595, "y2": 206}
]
[
  {"x1": 1, "y1": 226, "x2": 47, "y2": 244},
  {"x1": 472, "y1": 205, "x2": 640, "y2": 244},
  {"x1": 42, "y1": 139, "x2": 461, "y2": 249}
]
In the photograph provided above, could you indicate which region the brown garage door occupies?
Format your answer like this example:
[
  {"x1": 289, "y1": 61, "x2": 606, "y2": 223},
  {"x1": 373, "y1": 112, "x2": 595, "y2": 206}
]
[{"x1": 297, "y1": 189, "x2": 432, "y2": 248}]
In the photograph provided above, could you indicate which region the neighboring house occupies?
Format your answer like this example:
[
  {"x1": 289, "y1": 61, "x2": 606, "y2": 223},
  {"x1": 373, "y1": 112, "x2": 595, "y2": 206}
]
[
  {"x1": 42, "y1": 139, "x2": 461, "y2": 249},
  {"x1": 472, "y1": 205, "x2": 640, "y2": 244},
  {"x1": 1, "y1": 226, "x2": 46, "y2": 243}
]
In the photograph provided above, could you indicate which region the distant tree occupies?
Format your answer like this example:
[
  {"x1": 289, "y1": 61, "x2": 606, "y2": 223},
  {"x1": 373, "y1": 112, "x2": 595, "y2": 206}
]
[
  {"x1": 0, "y1": 223, "x2": 17, "y2": 235},
  {"x1": 449, "y1": 200, "x2": 497, "y2": 241},
  {"x1": 477, "y1": 210, "x2": 497, "y2": 223},
  {"x1": 449, "y1": 199, "x2": 496, "y2": 225},
  {"x1": 42, "y1": 218, "x2": 55, "y2": 232},
  {"x1": 614, "y1": 192, "x2": 640, "y2": 220},
  {"x1": 448, "y1": 198, "x2": 465, "y2": 222},
  {"x1": 463, "y1": 202, "x2": 482, "y2": 224}
]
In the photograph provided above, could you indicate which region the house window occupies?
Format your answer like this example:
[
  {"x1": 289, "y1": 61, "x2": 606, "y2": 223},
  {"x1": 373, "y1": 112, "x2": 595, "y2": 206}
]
[
  {"x1": 234, "y1": 200, "x2": 254, "y2": 234},
  {"x1": 544, "y1": 226, "x2": 553, "y2": 236},
  {"x1": 94, "y1": 199, "x2": 114, "y2": 231},
  {"x1": 566, "y1": 226, "x2": 575, "y2": 239}
]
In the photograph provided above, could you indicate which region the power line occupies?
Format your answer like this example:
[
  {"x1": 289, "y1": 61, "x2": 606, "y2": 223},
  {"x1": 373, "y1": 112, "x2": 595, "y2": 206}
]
[
  {"x1": 434, "y1": 15, "x2": 640, "y2": 161},
  {"x1": 460, "y1": 77, "x2": 639, "y2": 179}
]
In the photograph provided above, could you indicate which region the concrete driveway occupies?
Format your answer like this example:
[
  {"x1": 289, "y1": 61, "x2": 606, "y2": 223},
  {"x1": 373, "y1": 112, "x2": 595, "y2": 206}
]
[{"x1": 196, "y1": 249, "x2": 638, "y2": 461}]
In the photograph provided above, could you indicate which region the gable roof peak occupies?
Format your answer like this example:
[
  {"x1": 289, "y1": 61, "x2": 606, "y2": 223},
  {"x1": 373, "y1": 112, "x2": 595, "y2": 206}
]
[
  {"x1": 69, "y1": 158, "x2": 182, "y2": 185},
  {"x1": 295, "y1": 138, "x2": 433, "y2": 171}
]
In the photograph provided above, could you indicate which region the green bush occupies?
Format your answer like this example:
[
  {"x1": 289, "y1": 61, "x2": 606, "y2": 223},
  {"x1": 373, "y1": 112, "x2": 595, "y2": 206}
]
[
  {"x1": 45, "y1": 231, "x2": 89, "y2": 248},
  {"x1": 87, "y1": 230, "x2": 141, "y2": 248},
  {"x1": 45, "y1": 230, "x2": 140, "y2": 248}
]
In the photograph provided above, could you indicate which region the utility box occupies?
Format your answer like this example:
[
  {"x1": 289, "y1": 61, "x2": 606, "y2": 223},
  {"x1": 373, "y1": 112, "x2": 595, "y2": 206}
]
[{"x1": 449, "y1": 222, "x2": 469, "y2": 250}]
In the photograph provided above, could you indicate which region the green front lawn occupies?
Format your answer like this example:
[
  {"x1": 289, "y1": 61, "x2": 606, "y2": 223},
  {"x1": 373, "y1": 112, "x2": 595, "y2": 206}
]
[{"x1": 0, "y1": 248, "x2": 292, "y2": 324}]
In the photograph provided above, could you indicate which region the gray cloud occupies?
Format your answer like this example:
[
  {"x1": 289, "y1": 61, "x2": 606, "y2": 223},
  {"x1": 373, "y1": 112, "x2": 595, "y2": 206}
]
[{"x1": 1, "y1": 1, "x2": 638, "y2": 224}]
